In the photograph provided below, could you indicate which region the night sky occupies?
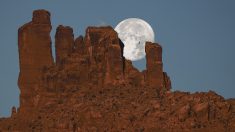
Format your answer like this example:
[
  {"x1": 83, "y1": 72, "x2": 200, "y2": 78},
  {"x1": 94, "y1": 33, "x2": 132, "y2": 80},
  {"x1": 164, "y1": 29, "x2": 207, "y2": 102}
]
[{"x1": 0, "y1": 0, "x2": 235, "y2": 116}]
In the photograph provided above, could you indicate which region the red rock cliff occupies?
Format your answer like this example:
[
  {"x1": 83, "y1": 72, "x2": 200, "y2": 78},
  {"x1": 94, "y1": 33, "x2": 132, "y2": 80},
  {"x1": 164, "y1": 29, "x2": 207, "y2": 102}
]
[
  {"x1": 18, "y1": 10, "x2": 54, "y2": 113},
  {"x1": 55, "y1": 25, "x2": 74, "y2": 65},
  {"x1": 16, "y1": 9, "x2": 171, "y2": 116},
  {"x1": 1, "y1": 10, "x2": 234, "y2": 132},
  {"x1": 145, "y1": 42, "x2": 164, "y2": 88}
]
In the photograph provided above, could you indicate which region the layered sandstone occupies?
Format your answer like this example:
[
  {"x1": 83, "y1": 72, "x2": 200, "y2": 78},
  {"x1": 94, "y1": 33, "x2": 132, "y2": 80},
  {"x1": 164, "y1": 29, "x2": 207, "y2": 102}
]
[{"x1": 0, "y1": 10, "x2": 234, "y2": 131}]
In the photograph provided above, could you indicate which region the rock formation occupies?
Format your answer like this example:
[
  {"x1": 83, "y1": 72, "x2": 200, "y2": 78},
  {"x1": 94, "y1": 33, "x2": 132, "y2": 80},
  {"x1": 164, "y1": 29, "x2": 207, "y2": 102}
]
[
  {"x1": 18, "y1": 10, "x2": 54, "y2": 113},
  {"x1": 145, "y1": 42, "x2": 164, "y2": 88},
  {"x1": 0, "y1": 10, "x2": 235, "y2": 131},
  {"x1": 55, "y1": 25, "x2": 74, "y2": 65}
]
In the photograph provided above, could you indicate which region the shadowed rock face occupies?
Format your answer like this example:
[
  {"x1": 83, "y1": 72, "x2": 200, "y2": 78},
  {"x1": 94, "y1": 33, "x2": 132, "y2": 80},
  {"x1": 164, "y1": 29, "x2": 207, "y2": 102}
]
[{"x1": 1, "y1": 10, "x2": 235, "y2": 131}]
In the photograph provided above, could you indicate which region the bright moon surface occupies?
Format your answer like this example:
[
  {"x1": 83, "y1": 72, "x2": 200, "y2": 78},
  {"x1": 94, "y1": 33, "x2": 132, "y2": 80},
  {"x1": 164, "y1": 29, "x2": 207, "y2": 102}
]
[{"x1": 115, "y1": 18, "x2": 155, "y2": 61}]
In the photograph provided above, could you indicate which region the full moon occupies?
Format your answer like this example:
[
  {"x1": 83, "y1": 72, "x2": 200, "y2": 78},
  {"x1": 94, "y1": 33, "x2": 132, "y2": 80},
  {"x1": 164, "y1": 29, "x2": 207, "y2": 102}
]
[{"x1": 115, "y1": 18, "x2": 155, "y2": 61}]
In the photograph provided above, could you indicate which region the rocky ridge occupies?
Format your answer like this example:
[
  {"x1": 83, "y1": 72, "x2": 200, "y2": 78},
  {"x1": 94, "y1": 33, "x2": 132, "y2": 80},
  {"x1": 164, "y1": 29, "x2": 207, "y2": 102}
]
[{"x1": 0, "y1": 10, "x2": 234, "y2": 131}]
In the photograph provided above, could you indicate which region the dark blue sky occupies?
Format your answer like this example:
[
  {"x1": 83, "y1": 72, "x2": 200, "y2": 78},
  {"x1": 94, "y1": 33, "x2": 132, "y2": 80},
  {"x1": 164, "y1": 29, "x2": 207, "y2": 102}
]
[{"x1": 0, "y1": 0, "x2": 235, "y2": 116}]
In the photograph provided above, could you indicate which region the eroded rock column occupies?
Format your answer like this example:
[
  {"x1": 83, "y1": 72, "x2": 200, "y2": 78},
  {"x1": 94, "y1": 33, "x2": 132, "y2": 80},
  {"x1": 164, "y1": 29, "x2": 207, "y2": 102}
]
[
  {"x1": 55, "y1": 25, "x2": 74, "y2": 65},
  {"x1": 145, "y1": 42, "x2": 163, "y2": 89},
  {"x1": 18, "y1": 10, "x2": 54, "y2": 112},
  {"x1": 84, "y1": 27, "x2": 125, "y2": 86}
]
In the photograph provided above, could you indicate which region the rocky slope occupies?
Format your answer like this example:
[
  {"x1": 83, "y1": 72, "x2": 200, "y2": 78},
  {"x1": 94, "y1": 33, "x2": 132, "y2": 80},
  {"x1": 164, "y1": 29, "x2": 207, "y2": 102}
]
[{"x1": 0, "y1": 10, "x2": 234, "y2": 132}]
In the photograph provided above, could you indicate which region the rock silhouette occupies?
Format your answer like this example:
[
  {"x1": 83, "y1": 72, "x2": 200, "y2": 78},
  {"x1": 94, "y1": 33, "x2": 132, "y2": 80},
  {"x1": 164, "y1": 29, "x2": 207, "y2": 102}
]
[{"x1": 0, "y1": 9, "x2": 235, "y2": 131}]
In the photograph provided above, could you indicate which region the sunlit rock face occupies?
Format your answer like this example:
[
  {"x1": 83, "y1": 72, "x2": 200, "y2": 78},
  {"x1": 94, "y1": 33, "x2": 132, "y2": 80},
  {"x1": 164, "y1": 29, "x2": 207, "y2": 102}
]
[{"x1": 1, "y1": 10, "x2": 235, "y2": 132}]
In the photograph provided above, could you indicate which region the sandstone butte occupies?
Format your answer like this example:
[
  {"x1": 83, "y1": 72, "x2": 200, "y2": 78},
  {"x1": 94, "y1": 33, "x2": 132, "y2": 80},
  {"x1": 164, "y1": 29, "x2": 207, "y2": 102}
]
[{"x1": 0, "y1": 9, "x2": 235, "y2": 132}]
